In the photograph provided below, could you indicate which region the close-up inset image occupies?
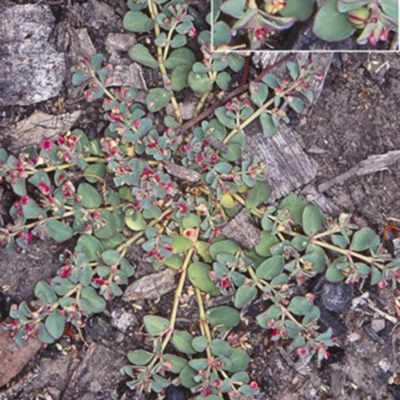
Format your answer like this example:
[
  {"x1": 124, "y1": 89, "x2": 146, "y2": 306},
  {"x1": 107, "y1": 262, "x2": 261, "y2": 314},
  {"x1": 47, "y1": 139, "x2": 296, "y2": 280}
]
[{"x1": 212, "y1": 0, "x2": 399, "y2": 50}]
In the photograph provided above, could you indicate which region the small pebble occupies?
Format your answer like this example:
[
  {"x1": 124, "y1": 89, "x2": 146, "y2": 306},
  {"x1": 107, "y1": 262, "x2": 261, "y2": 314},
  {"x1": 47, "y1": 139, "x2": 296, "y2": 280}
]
[
  {"x1": 347, "y1": 332, "x2": 361, "y2": 342},
  {"x1": 371, "y1": 318, "x2": 385, "y2": 333},
  {"x1": 111, "y1": 309, "x2": 137, "y2": 333}
]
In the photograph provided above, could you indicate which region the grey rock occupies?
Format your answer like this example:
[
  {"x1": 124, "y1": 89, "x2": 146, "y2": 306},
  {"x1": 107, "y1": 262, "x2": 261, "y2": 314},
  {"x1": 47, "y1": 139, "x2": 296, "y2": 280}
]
[
  {"x1": 321, "y1": 281, "x2": 353, "y2": 314},
  {"x1": 0, "y1": 4, "x2": 66, "y2": 106},
  {"x1": 222, "y1": 210, "x2": 262, "y2": 250}
]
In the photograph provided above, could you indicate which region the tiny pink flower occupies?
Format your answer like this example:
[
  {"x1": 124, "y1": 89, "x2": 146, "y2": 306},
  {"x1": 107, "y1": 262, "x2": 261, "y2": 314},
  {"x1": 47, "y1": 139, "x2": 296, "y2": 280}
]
[
  {"x1": 21, "y1": 196, "x2": 30, "y2": 205},
  {"x1": 189, "y1": 27, "x2": 197, "y2": 38},
  {"x1": 39, "y1": 182, "x2": 51, "y2": 195},
  {"x1": 250, "y1": 381, "x2": 259, "y2": 390},
  {"x1": 41, "y1": 139, "x2": 53, "y2": 152},
  {"x1": 84, "y1": 90, "x2": 93, "y2": 100}
]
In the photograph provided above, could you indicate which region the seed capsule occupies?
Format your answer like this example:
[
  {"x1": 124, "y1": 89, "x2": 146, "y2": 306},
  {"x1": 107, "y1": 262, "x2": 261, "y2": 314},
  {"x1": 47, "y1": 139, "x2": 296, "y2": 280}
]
[{"x1": 347, "y1": 7, "x2": 370, "y2": 29}]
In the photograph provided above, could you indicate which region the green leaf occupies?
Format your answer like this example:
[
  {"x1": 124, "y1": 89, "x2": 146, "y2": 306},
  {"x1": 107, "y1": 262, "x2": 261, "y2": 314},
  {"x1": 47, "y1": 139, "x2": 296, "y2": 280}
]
[
  {"x1": 245, "y1": 181, "x2": 270, "y2": 209},
  {"x1": 221, "y1": 193, "x2": 235, "y2": 209},
  {"x1": 21, "y1": 197, "x2": 46, "y2": 219},
  {"x1": 256, "y1": 305, "x2": 282, "y2": 328},
  {"x1": 209, "y1": 239, "x2": 239, "y2": 259},
  {"x1": 123, "y1": 11, "x2": 154, "y2": 32},
  {"x1": 280, "y1": 0, "x2": 314, "y2": 20},
  {"x1": 171, "y1": 235, "x2": 192, "y2": 253},
  {"x1": 287, "y1": 296, "x2": 313, "y2": 316},
  {"x1": 38, "y1": 323, "x2": 55, "y2": 344},
  {"x1": 127, "y1": 349, "x2": 154, "y2": 365},
  {"x1": 125, "y1": 211, "x2": 146, "y2": 231},
  {"x1": 128, "y1": 44, "x2": 159, "y2": 69},
  {"x1": 215, "y1": 106, "x2": 236, "y2": 129},
  {"x1": 51, "y1": 277, "x2": 74, "y2": 296},
  {"x1": 302, "y1": 205, "x2": 323, "y2": 237},
  {"x1": 304, "y1": 245, "x2": 326, "y2": 273},
  {"x1": 216, "y1": 71, "x2": 231, "y2": 91},
  {"x1": 80, "y1": 286, "x2": 106, "y2": 313},
  {"x1": 259, "y1": 111, "x2": 278, "y2": 137},
  {"x1": 143, "y1": 315, "x2": 169, "y2": 336},
  {"x1": 188, "y1": 71, "x2": 212, "y2": 94},
  {"x1": 226, "y1": 348, "x2": 250, "y2": 373},
  {"x1": 171, "y1": 33, "x2": 187, "y2": 48},
  {"x1": 84, "y1": 163, "x2": 105, "y2": 183},
  {"x1": 146, "y1": 88, "x2": 172, "y2": 112},
  {"x1": 171, "y1": 65, "x2": 191, "y2": 91},
  {"x1": 291, "y1": 235, "x2": 310, "y2": 251},
  {"x1": 302, "y1": 305, "x2": 321, "y2": 325},
  {"x1": 249, "y1": 82, "x2": 269, "y2": 108},
  {"x1": 172, "y1": 331, "x2": 197, "y2": 355},
  {"x1": 192, "y1": 335, "x2": 208, "y2": 352},
  {"x1": 46, "y1": 220, "x2": 74, "y2": 242},
  {"x1": 278, "y1": 194, "x2": 308, "y2": 224},
  {"x1": 94, "y1": 210, "x2": 117, "y2": 239},
  {"x1": 227, "y1": 53, "x2": 245, "y2": 72},
  {"x1": 286, "y1": 61, "x2": 299, "y2": 80},
  {"x1": 91, "y1": 54, "x2": 103, "y2": 72},
  {"x1": 188, "y1": 262, "x2": 220, "y2": 295},
  {"x1": 262, "y1": 73, "x2": 280, "y2": 88},
  {"x1": 256, "y1": 256, "x2": 284, "y2": 280},
  {"x1": 45, "y1": 310, "x2": 65, "y2": 339},
  {"x1": 78, "y1": 182, "x2": 102, "y2": 208},
  {"x1": 80, "y1": 265, "x2": 92, "y2": 286},
  {"x1": 195, "y1": 241, "x2": 212, "y2": 262},
  {"x1": 212, "y1": 21, "x2": 232, "y2": 47},
  {"x1": 350, "y1": 227, "x2": 380, "y2": 252},
  {"x1": 101, "y1": 250, "x2": 120, "y2": 265},
  {"x1": 370, "y1": 266, "x2": 382, "y2": 285},
  {"x1": 210, "y1": 339, "x2": 232, "y2": 356},
  {"x1": 35, "y1": 281, "x2": 57, "y2": 303},
  {"x1": 331, "y1": 234, "x2": 348, "y2": 248},
  {"x1": 182, "y1": 213, "x2": 201, "y2": 228},
  {"x1": 325, "y1": 264, "x2": 345, "y2": 282},
  {"x1": 222, "y1": 143, "x2": 242, "y2": 161},
  {"x1": 255, "y1": 232, "x2": 279, "y2": 257},
  {"x1": 72, "y1": 71, "x2": 90, "y2": 85},
  {"x1": 234, "y1": 284, "x2": 257, "y2": 308},
  {"x1": 288, "y1": 96, "x2": 303, "y2": 113},
  {"x1": 164, "y1": 354, "x2": 188, "y2": 373},
  {"x1": 77, "y1": 234, "x2": 104, "y2": 262},
  {"x1": 179, "y1": 365, "x2": 198, "y2": 388},
  {"x1": 313, "y1": 0, "x2": 356, "y2": 42},
  {"x1": 207, "y1": 306, "x2": 240, "y2": 332},
  {"x1": 28, "y1": 169, "x2": 51, "y2": 191},
  {"x1": 164, "y1": 48, "x2": 196, "y2": 69},
  {"x1": 220, "y1": 0, "x2": 245, "y2": 17}
]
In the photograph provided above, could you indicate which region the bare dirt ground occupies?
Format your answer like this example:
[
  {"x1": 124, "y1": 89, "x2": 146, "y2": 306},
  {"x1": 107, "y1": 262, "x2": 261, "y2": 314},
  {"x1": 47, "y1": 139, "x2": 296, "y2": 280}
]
[{"x1": 1, "y1": 1, "x2": 400, "y2": 400}]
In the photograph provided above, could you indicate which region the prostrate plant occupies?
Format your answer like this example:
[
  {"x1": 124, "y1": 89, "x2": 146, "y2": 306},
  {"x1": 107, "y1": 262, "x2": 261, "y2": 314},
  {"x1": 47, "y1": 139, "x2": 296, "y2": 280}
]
[
  {"x1": 1, "y1": 2, "x2": 400, "y2": 399},
  {"x1": 213, "y1": 0, "x2": 314, "y2": 49},
  {"x1": 313, "y1": 0, "x2": 398, "y2": 45},
  {"x1": 213, "y1": 0, "x2": 398, "y2": 49}
]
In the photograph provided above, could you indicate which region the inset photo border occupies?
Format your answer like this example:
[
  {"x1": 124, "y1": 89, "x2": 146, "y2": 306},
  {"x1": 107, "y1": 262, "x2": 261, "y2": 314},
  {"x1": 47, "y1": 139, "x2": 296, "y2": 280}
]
[{"x1": 211, "y1": 0, "x2": 399, "y2": 51}]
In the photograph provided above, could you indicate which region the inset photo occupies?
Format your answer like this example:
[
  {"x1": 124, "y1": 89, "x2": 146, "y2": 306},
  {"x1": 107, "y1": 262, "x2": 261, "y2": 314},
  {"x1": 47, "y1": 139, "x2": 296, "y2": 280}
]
[{"x1": 212, "y1": 0, "x2": 399, "y2": 51}]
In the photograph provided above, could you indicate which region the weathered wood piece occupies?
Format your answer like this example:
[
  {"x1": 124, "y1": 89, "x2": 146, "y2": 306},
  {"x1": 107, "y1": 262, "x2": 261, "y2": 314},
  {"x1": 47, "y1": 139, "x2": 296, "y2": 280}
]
[
  {"x1": 0, "y1": 4, "x2": 65, "y2": 106},
  {"x1": 60, "y1": 342, "x2": 129, "y2": 400},
  {"x1": 122, "y1": 268, "x2": 176, "y2": 301},
  {"x1": 247, "y1": 53, "x2": 333, "y2": 201},
  {"x1": 301, "y1": 184, "x2": 341, "y2": 216},
  {"x1": 244, "y1": 124, "x2": 319, "y2": 201},
  {"x1": 222, "y1": 210, "x2": 262, "y2": 250},
  {"x1": 318, "y1": 150, "x2": 400, "y2": 192},
  {"x1": 164, "y1": 160, "x2": 201, "y2": 183},
  {"x1": 0, "y1": 323, "x2": 42, "y2": 388},
  {"x1": 5, "y1": 111, "x2": 81, "y2": 152}
]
